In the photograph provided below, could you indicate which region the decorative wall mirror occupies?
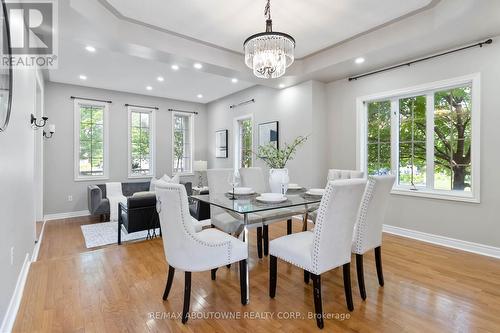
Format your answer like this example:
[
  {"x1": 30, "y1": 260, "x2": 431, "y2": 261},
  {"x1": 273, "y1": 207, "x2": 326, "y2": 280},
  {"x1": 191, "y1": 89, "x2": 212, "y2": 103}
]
[
  {"x1": 215, "y1": 129, "x2": 228, "y2": 158},
  {"x1": 258, "y1": 121, "x2": 279, "y2": 149},
  {"x1": 0, "y1": 0, "x2": 12, "y2": 132}
]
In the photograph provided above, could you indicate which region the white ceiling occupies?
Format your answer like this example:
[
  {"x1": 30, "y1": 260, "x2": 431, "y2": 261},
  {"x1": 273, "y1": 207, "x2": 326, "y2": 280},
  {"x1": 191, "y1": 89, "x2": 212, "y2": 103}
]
[
  {"x1": 104, "y1": 0, "x2": 433, "y2": 58},
  {"x1": 49, "y1": 39, "x2": 254, "y2": 103},
  {"x1": 47, "y1": 0, "x2": 500, "y2": 103}
]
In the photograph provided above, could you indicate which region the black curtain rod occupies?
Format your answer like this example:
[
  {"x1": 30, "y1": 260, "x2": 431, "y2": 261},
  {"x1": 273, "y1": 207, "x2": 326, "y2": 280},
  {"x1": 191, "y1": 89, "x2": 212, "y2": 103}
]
[
  {"x1": 167, "y1": 108, "x2": 198, "y2": 115},
  {"x1": 230, "y1": 98, "x2": 255, "y2": 109},
  {"x1": 348, "y1": 38, "x2": 493, "y2": 82},
  {"x1": 70, "y1": 96, "x2": 112, "y2": 103},
  {"x1": 125, "y1": 103, "x2": 159, "y2": 110}
]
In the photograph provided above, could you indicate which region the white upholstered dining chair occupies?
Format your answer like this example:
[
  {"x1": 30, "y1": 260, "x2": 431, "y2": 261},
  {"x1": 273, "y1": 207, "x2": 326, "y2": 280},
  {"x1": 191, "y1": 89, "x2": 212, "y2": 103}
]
[
  {"x1": 352, "y1": 175, "x2": 395, "y2": 300},
  {"x1": 207, "y1": 168, "x2": 265, "y2": 258},
  {"x1": 304, "y1": 168, "x2": 366, "y2": 224},
  {"x1": 239, "y1": 167, "x2": 307, "y2": 255},
  {"x1": 155, "y1": 182, "x2": 248, "y2": 324},
  {"x1": 269, "y1": 179, "x2": 367, "y2": 329}
]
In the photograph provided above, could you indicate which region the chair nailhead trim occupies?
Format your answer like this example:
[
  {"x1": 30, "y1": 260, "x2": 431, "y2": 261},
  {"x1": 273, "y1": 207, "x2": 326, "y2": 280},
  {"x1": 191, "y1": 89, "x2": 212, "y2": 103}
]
[{"x1": 352, "y1": 177, "x2": 376, "y2": 255}]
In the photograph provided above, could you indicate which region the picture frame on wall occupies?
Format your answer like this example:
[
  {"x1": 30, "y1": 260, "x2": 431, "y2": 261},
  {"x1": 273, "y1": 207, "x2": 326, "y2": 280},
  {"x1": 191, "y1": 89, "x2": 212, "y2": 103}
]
[
  {"x1": 258, "y1": 121, "x2": 279, "y2": 149},
  {"x1": 215, "y1": 129, "x2": 228, "y2": 158}
]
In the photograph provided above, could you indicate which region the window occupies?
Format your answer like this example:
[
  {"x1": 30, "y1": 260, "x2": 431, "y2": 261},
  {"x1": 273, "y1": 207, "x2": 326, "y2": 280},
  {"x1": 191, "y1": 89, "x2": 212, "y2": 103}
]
[
  {"x1": 172, "y1": 112, "x2": 193, "y2": 174},
  {"x1": 128, "y1": 106, "x2": 155, "y2": 177},
  {"x1": 74, "y1": 99, "x2": 109, "y2": 180},
  {"x1": 236, "y1": 116, "x2": 253, "y2": 168},
  {"x1": 358, "y1": 74, "x2": 480, "y2": 202}
]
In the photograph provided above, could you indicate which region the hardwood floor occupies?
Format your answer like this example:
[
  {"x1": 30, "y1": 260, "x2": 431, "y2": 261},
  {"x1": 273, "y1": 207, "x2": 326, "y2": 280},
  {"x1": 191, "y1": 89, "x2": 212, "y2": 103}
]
[{"x1": 14, "y1": 216, "x2": 500, "y2": 332}]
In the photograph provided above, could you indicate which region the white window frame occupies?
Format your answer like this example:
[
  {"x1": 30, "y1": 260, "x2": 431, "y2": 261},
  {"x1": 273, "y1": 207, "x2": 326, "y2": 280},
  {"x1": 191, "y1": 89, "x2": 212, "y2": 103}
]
[
  {"x1": 171, "y1": 111, "x2": 194, "y2": 175},
  {"x1": 127, "y1": 106, "x2": 156, "y2": 178},
  {"x1": 73, "y1": 99, "x2": 110, "y2": 181},
  {"x1": 356, "y1": 73, "x2": 480, "y2": 203},
  {"x1": 233, "y1": 114, "x2": 254, "y2": 170}
]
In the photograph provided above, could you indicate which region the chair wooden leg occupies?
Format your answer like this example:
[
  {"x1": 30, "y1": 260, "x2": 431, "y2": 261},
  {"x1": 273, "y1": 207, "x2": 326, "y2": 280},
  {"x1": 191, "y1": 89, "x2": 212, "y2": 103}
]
[
  {"x1": 269, "y1": 255, "x2": 277, "y2": 298},
  {"x1": 182, "y1": 272, "x2": 191, "y2": 324},
  {"x1": 162, "y1": 265, "x2": 175, "y2": 300},
  {"x1": 375, "y1": 246, "x2": 384, "y2": 286},
  {"x1": 287, "y1": 219, "x2": 292, "y2": 235},
  {"x1": 311, "y1": 274, "x2": 324, "y2": 329},
  {"x1": 356, "y1": 254, "x2": 367, "y2": 300},
  {"x1": 343, "y1": 263, "x2": 354, "y2": 311},
  {"x1": 263, "y1": 225, "x2": 269, "y2": 256},
  {"x1": 239, "y1": 260, "x2": 247, "y2": 305},
  {"x1": 257, "y1": 226, "x2": 263, "y2": 259},
  {"x1": 211, "y1": 268, "x2": 217, "y2": 281},
  {"x1": 304, "y1": 270, "x2": 310, "y2": 284}
]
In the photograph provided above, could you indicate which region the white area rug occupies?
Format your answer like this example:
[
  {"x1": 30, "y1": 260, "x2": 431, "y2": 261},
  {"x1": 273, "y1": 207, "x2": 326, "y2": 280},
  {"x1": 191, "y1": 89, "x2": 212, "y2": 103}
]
[{"x1": 81, "y1": 222, "x2": 160, "y2": 248}]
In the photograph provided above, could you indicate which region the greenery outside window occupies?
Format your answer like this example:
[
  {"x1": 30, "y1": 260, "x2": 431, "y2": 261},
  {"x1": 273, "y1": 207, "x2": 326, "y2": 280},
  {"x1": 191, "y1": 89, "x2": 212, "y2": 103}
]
[
  {"x1": 74, "y1": 99, "x2": 109, "y2": 181},
  {"x1": 128, "y1": 107, "x2": 155, "y2": 178},
  {"x1": 358, "y1": 74, "x2": 480, "y2": 203},
  {"x1": 239, "y1": 118, "x2": 253, "y2": 168},
  {"x1": 173, "y1": 112, "x2": 193, "y2": 174}
]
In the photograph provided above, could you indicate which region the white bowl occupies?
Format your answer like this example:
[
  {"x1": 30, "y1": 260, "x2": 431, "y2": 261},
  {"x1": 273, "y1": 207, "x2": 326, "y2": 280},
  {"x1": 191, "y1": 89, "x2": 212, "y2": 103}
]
[
  {"x1": 306, "y1": 188, "x2": 325, "y2": 196},
  {"x1": 288, "y1": 183, "x2": 302, "y2": 190},
  {"x1": 256, "y1": 193, "x2": 287, "y2": 203},
  {"x1": 230, "y1": 187, "x2": 255, "y2": 195}
]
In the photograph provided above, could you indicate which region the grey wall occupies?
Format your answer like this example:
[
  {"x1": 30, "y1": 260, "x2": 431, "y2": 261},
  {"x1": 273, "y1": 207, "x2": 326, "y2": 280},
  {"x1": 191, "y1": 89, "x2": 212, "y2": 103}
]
[
  {"x1": 206, "y1": 81, "x2": 328, "y2": 189},
  {"x1": 326, "y1": 39, "x2": 500, "y2": 247},
  {"x1": 0, "y1": 69, "x2": 39, "y2": 325},
  {"x1": 44, "y1": 82, "x2": 208, "y2": 215}
]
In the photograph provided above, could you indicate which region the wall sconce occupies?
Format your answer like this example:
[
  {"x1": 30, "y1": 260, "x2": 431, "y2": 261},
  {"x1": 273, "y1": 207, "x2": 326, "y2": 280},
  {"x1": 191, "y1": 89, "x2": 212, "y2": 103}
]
[
  {"x1": 43, "y1": 124, "x2": 56, "y2": 139},
  {"x1": 31, "y1": 113, "x2": 48, "y2": 129}
]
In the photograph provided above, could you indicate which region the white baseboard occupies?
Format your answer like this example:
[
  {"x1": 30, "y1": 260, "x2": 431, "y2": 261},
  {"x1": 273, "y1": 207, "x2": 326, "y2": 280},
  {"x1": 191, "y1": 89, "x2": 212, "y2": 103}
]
[
  {"x1": 43, "y1": 210, "x2": 90, "y2": 222},
  {"x1": 0, "y1": 253, "x2": 31, "y2": 333},
  {"x1": 383, "y1": 224, "x2": 500, "y2": 259},
  {"x1": 31, "y1": 221, "x2": 46, "y2": 262}
]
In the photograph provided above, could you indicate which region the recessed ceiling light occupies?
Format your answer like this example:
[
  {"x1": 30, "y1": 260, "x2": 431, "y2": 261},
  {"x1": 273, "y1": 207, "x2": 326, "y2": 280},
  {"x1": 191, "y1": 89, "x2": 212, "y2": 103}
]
[
  {"x1": 355, "y1": 57, "x2": 365, "y2": 64},
  {"x1": 85, "y1": 45, "x2": 96, "y2": 53},
  {"x1": 231, "y1": 78, "x2": 238, "y2": 83},
  {"x1": 157, "y1": 76, "x2": 164, "y2": 82},
  {"x1": 171, "y1": 64, "x2": 179, "y2": 71},
  {"x1": 79, "y1": 75, "x2": 87, "y2": 80},
  {"x1": 279, "y1": 83, "x2": 285, "y2": 88},
  {"x1": 146, "y1": 86, "x2": 153, "y2": 91},
  {"x1": 193, "y1": 63, "x2": 203, "y2": 69},
  {"x1": 197, "y1": 94, "x2": 203, "y2": 98}
]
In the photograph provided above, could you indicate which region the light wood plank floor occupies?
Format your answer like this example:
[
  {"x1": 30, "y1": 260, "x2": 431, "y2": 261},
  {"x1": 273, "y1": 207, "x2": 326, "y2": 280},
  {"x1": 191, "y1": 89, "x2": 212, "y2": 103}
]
[{"x1": 14, "y1": 216, "x2": 500, "y2": 332}]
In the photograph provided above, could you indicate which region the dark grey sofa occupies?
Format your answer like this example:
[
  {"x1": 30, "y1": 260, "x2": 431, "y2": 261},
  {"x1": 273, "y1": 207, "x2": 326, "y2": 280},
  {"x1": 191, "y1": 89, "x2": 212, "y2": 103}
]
[{"x1": 88, "y1": 181, "x2": 193, "y2": 220}]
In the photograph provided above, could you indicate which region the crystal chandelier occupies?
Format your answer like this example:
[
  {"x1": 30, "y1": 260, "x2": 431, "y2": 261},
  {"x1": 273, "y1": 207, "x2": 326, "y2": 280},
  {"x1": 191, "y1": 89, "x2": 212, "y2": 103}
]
[{"x1": 244, "y1": 0, "x2": 295, "y2": 79}]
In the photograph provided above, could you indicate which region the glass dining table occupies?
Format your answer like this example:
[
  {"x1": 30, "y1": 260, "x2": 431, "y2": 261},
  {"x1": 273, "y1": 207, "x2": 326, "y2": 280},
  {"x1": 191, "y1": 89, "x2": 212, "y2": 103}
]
[{"x1": 190, "y1": 190, "x2": 322, "y2": 304}]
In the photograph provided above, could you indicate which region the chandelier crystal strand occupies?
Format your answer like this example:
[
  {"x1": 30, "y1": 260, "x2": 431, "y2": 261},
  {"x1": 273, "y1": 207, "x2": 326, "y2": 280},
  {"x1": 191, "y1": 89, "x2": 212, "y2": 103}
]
[{"x1": 243, "y1": 0, "x2": 295, "y2": 79}]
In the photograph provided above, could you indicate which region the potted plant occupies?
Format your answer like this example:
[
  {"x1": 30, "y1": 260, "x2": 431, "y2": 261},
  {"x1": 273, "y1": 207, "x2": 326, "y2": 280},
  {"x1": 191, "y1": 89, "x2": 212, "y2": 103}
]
[{"x1": 256, "y1": 135, "x2": 308, "y2": 193}]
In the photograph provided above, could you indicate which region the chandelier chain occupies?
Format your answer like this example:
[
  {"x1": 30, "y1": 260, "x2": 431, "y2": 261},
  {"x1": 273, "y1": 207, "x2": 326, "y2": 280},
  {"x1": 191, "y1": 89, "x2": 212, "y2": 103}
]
[{"x1": 264, "y1": 0, "x2": 271, "y2": 20}]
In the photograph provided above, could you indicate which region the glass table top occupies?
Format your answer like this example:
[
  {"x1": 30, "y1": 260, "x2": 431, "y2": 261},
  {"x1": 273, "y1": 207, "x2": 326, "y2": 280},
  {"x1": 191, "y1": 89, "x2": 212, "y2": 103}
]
[{"x1": 191, "y1": 189, "x2": 322, "y2": 214}]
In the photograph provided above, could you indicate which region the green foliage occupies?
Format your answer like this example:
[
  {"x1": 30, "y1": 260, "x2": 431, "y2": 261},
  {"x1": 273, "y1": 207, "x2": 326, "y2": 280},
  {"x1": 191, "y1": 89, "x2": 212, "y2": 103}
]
[
  {"x1": 240, "y1": 119, "x2": 253, "y2": 168},
  {"x1": 367, "y1": 85, "x2": 472, "y2": 191},
  {"x1": 257, "y1": 135, "x2": 308, "y2": 169},
  {"x1": 173, "y1": 115, "x2": 189, "y2": 172},
  {"x1": 79, "y1": 106, "x2": 104, "y2": 176},
  {"x1": 130, "y1": 112, "x2": 151, "y2": 174}
]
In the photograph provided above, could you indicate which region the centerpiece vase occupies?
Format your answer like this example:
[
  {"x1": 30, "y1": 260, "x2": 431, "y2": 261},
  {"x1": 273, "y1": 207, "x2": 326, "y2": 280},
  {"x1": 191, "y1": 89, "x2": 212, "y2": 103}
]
[{"x1": 269, "y1": 168, "x2": 290, "y2": 194}]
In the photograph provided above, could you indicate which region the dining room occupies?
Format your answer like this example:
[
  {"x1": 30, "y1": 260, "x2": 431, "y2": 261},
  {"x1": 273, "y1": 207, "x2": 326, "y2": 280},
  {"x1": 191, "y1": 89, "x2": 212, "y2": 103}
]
[{"x1": 2, "y1": 0, "x2": 500, "y2": 332}]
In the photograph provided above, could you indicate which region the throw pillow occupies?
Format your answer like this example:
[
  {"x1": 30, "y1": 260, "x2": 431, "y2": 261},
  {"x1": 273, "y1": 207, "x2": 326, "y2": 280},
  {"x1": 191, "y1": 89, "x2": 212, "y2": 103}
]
[
  {"x1": 149, "y1": 177, "x2": 160, "y2": 192},
  {"x1": 161, "y1": 174, "x2": 180, "y2": 184}
]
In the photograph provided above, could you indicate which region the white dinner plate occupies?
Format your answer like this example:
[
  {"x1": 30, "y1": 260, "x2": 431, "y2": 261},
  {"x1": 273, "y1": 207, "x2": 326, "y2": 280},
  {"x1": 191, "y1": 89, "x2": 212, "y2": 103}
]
[
  {"x1": 287, "y1": 183, "x2": 302, "y2": 190},
  {"x1": 306, "y1": 188, "x2": 325, "y2": 196},
  {"x1": 256, "y1": 193, "x2": 287, "y2": 203},
  {"x1": 228, "y1": 187, "x2": 255, "y2": 195}
]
